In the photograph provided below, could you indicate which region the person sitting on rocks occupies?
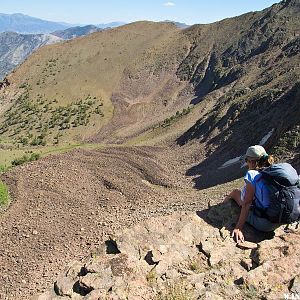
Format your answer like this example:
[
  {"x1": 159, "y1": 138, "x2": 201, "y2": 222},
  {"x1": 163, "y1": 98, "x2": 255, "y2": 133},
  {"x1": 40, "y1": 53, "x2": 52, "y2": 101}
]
[{"x1": 225, "y1": 145, "x2": 277, "y2": 243}]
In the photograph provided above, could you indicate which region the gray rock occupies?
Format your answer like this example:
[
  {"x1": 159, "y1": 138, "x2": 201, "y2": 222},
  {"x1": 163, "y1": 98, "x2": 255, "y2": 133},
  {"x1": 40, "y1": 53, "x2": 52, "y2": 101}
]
[
  {"x1": 38, "y1": 210, "x2": 300, "y2": 300},
  {"x1": 200, "y1": 237, "x2": 237, "y2": 267},
  {"x1": 80, "y1": 269, "x2": 114, "y2": 291},
  {"x1": 36, "y1": 291, "x2": 56, "y2": 300},
  {"x1": 290, "y1": 276, "x2": 300, "y2": 294},
  {"x1": 66, "y1": 261, "x2": 85, "y2": 280},
  {"x1": 54, "y1": 275, "x2": 74, "y2": 297}
]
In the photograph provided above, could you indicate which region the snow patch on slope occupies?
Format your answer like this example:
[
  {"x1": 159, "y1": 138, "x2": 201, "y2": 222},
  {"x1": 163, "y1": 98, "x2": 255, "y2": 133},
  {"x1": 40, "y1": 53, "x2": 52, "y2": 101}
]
[
  {"x1": 259, "y1": 129, "x2": 274, "y2": 146},
  {"x1": 219, "y1": 129, "x2": 275, "y2": 170}
]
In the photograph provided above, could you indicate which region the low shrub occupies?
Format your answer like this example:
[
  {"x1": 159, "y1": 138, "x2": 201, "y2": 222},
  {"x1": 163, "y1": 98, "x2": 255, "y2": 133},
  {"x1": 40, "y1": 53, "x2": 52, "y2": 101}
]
[
  {"x1": 0, "y1": 180, "x2": 9, "y2": 207},
  {"x1": 29, "y1": 153, "x2": 41, "y2": 161},
  {"x1": 11, "y1": 153, "x2": 41, "y2": 166},
  {"x1": 0, "y1": 165, "x2": 8, "y2": 173},
  {"x1": 156, "y1": 282, "x2": 193, "y2": 300}
]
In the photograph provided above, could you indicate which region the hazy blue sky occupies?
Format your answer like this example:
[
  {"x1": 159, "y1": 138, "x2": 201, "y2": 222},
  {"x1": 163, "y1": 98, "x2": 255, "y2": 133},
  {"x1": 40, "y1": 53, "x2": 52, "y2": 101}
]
[{"x1": 1, "y1": 0, "x2": 280, "y2": 25}]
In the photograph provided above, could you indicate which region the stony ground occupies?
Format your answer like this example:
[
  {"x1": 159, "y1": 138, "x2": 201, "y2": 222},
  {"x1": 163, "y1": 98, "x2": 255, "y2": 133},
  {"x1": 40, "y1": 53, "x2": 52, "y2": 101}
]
[
  {"x1": 38, "y1": 206, "x2": 300, "y2": 300},
  {"x1": 0, "y1": 145, "x2": 241, "y2": 300}
]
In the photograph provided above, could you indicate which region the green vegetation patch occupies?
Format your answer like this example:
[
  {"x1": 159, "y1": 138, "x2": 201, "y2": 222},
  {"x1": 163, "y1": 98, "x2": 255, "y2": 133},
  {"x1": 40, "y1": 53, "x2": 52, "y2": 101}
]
[
  {"x1": 159, "y1": 106, "x2": 193, "y2": 129},
  {"x1": 0, "y1": 180, "x2": 9, "y2": 207},
  {"x1": 240, "y1": 283, "x2": 259, "y2": 299},
  {"x1": 0, "y1": 85, "x2": 104, "y2": 146},
  {"x1": 11, "y1": 152, "x2": 40, "y2": 166},
  {"x1": 0, "y1": 165, "x2": 8, "y2": 173}
]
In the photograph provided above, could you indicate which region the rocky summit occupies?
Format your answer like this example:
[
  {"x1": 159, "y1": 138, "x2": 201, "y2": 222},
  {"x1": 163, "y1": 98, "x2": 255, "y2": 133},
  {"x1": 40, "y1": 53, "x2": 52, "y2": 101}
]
[{"x1": 37, "y1": 201, "x2": 300, "y2": 300}]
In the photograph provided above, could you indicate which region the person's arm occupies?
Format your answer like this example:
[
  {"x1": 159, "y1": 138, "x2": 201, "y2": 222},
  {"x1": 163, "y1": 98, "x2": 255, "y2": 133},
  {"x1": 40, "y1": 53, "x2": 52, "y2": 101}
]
[{"x1": 232, "y1": 182, "x2": 255, "y2": 243}]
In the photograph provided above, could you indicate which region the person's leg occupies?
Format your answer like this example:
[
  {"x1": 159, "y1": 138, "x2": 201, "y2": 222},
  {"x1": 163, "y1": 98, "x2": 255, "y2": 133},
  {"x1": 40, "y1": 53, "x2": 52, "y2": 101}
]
[
  {"x1": 246, "y1": 210, "x2": 279, "y2": 232},
  {"x1": 224, "y1": 189, "x2": 243, "y2": 207}
]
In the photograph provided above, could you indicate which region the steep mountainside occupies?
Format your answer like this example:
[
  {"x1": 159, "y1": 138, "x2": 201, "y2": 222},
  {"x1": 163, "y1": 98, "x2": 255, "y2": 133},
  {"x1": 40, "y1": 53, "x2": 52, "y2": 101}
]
[
  {"x1": 0, "y1": 0, "x2": 299, "y2": 176},
  {"x1": 177, "y1": 0, "x2": 300, "y2": 146},
  {"x1": 0, "y1": 25, "x2": 107, "y2": 80},
  {"x1": 0, "y1": 32, "x2": 62, "y2": 80},
  {"x1": 89, "y1": 0, "x2": 300, "y2": 166},
  {"x1": 0, "y1": 21, "x2": 186, "y2": 145},
  {"x1": 0, "y1": 13, "x2": 68, "y2": 34},
  {"x1": 173, "y1": 0, "x2": 300, "y2": 184},
  {"x1": 51, "y1": 25, "x2": 102, "y2": 39}
]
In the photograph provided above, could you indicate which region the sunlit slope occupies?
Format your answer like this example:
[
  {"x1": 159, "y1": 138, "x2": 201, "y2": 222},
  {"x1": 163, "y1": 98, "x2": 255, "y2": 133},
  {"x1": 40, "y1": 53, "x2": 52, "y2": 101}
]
[
  {"x1": 0, "y1": 22, "x2": 185, "y2": 145},
  {"x1": 1, "y1": 0, "x2": 299, "y2": 150}
]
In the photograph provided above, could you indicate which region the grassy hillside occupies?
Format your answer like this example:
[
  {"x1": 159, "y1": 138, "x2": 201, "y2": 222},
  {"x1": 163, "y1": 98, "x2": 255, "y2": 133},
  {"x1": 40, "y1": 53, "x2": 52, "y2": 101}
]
[
  {"x1": 0, "y1": 22, "x2": 185, "y2": 146},
  {"x1": 0, "y1": 0, "x2": 299, "y2": 165}
]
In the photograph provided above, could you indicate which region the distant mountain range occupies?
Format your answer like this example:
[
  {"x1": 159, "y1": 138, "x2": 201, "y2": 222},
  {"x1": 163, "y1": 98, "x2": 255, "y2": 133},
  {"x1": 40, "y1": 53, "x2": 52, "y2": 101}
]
[
  {"x1": 0, "y1": 25, "x2": 105, "y2": 79},
  {"x1": 0, "y1": 13, "x2": 68, "y2": 34},
  {"x1": 51, "y1": 25, "x2": 102, "y2": 39},
  {"x1": 0, "y1": 32, "x2": 62, "y2": 79},
  {"x1": 163, "y1": 20, "x2": 190, "y2": 28},
  {"x1": 97, "y1": 22, "x2": 126, "y2": 28},
  {"x1": 0, "y1": 12, "x2": 126, "y2": 79},
  {"x1": 0, "y1": 13, "x2": 125, "y2": 34}
]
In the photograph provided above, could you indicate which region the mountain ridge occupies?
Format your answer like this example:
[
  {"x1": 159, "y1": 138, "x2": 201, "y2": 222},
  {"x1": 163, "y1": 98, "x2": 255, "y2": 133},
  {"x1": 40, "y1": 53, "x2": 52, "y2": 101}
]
[
  {"x1": 0, "y1": 13, "x2": 126, "y2": 34},
  {"x1": 1, "y1": 1, "x2": 299, "y2": 159},
  {"x1": 0, "y1": 13, "x2": 69, "y2": 34},
  {"x1": 51, "y1": 25, "x2": 102, "y2": 40}
]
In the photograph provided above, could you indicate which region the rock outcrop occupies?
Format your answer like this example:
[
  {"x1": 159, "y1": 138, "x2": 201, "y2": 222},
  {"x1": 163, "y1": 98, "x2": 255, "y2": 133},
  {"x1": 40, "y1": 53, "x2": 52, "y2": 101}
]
[
  {"x1": 0, "y1": 77, "x2": 9, "y2": 90},
  {"x1": 37, "y1": 201, "x2": 300, "y2": 300}
]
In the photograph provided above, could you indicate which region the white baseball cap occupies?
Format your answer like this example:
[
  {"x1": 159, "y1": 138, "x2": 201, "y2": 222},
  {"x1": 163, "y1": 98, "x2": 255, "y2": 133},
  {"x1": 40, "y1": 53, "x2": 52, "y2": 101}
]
[{"x1": 245, "y1": 145, "x2": 267, "y2": 159}]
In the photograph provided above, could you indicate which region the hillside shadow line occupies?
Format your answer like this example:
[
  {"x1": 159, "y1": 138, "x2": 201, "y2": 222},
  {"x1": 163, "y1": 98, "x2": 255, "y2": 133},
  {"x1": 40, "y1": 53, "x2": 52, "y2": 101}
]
[{"x1": 186, "y1": 147, "x2": 245, "y2": 190}]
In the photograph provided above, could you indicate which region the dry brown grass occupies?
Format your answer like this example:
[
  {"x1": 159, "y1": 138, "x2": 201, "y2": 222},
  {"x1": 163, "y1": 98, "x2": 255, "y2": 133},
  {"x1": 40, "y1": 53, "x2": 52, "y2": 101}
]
[{"x1": 1, "y1": 22, "x2": 186, "y2": 144}]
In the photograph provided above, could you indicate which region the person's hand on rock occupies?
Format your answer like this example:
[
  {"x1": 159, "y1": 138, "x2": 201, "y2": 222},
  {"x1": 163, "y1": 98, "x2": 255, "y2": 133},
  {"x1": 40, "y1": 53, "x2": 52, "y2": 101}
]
[{"x1": 231, "y1": 228, "x2": 245, "y2": 243}]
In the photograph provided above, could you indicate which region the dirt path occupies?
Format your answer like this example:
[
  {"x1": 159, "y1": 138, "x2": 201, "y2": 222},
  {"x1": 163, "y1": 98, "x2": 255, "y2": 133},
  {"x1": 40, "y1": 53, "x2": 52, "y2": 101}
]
[{"x1": 0, "y1": 146, "x2": 239, "y2": 300}]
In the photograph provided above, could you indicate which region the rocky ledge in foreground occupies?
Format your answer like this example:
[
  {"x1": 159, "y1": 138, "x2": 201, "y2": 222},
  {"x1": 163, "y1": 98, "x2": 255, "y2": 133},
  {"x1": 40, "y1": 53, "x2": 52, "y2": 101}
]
[{"x1": 37, "y1": 201, "x2": 300, "y2": 300}]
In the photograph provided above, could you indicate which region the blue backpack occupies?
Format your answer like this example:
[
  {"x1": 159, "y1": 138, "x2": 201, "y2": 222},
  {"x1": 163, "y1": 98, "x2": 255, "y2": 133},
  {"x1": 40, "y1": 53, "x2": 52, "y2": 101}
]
[{"x1": 258, "y1": 163, "x2": 300, "y2": 224}]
